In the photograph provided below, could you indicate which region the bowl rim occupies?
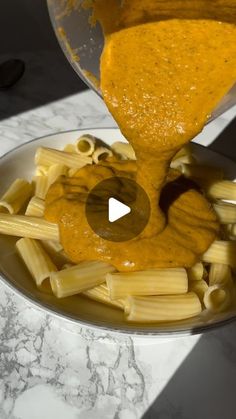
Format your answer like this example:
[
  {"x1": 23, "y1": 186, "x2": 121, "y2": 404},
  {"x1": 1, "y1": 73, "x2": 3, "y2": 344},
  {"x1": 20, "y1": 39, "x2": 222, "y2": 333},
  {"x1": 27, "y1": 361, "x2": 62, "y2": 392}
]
[{"x1": 1, "y1": 126, "x2": 236, "y2": 338}]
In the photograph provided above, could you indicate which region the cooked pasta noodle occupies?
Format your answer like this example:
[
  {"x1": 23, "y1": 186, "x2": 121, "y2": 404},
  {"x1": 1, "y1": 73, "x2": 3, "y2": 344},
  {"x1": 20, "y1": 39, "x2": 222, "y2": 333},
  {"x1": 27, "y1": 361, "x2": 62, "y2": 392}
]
[
  {"x1": 180, "y1": 164, "x2": 223, "y2": 180},
  {"x1": 75, "y1": 134, "x2": 96, "y2": 156},
  {"x1": 25, "y1": 196, "x2": 45, "y2": 217},
  {"x1": 213, "y1": 202, "x2": 236, "y2": 224},
  {"x1": 209, "y1": 263, "x2": 233, "y2": 287},
  {"x1": 83, "y1": 283, "x2": 124, "y2": 309},
  {"x1": 0, "y1": 214, "x2": 59, "y2": 240},
  {"x1": 35, "y1": 165, "x2": 49, "y2": 176},
  {"x1": 34, "y1": 176, "x2": 48, "y2": 199},
  {"x1": 203, "y1": 284, "x2": 232, "y2": 313},
  {"x1": 63, "y1": 144, "x2": 76, "y2": 153},
  {"x1": 170, "y1": 155, "x2": 195, "y2": 169},
  {"x1": 35, "y1": 147, "x2": 92, "y2": 169},
  {"x1": 124, "y1": 292, "x2": 202, "y2": 322},
  {"x1": 1, "y1": 135, "x2": 236, "y2": 324},
  {"x1": 92, "y1": 147, "x2": 113, "y2": 164},
  {"x1": 189, "y1": 280, "x2": 208, "y2": 302},
  {"x1": 0, "y1": 179, "x2": 32, "y2": 214},
  {"x1": 172, "y1": 144, "x2": 192, "y2": 160},
  {"x1": 41, "y1": 239, "x2": 69, "y2": 268},
  {"x1": 16, "y1": 238, "x2": 57, "y2": 286},
  {"x1": 202, "y1": 240, "x2": 236, "y2": 268},
  {"x1": 204, "y1": 180, "x2": 236, "y2": 200},
  {"x1": 106, "y1": 268, "x2": 188, "y2": 299},
  {"x1": 50, "y1": 261, "x2": 116, "y2": 298},
  {"x1": 187, "y1": 262, "x2": 204, "y2": 281},
  {"x1": 47, "y1": 164, "x2": 68, "y2": 188},
  {"x1": 111, "y1": 141, "x2": 136, "y2": 160}
]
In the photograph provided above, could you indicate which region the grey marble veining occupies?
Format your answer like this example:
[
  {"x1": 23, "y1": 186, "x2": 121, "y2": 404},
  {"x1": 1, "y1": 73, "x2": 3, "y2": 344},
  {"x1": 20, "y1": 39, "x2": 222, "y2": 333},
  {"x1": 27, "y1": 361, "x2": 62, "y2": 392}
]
[{"x1": 0, "y1": 67, "x2": 236, "y2": 418}]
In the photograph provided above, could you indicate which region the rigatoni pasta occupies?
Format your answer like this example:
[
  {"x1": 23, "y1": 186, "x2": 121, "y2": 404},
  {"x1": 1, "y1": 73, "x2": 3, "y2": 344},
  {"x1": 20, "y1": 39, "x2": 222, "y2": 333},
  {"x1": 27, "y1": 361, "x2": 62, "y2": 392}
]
[
  {"x1": 170, "y1": 155, "x2": 195, "y2": 169},
  {"x1": 106, "y1": 268, "x2": 188, "y2": 299},
  {"x1": 111, "y1": 141, "x2": 136, "y2": 160},
  {"x1": 203, "y1": 284, "x2": 231, "y2": 313},
  {"x1": 0, "y1": 179, "x2": 32, "y2": 214},
  {"x1": 47, "y1": 164, "x2": 68, "y2": 188},
  {"x1": 209, "y1": 263, "x2": 232, "y2": 287},
  {"x1": 35, "y1": 165, "x2": 48, "y2": 176},
  {"x1": 83, "y1": 283, "x2": 124, "y2": 309},
  {"x1": 204, "y1": 180, "x2": 236, "y2": 201},
  {"x1": 202, "y1": 240, "x2": 236, "y2": 268},
  {"x1": 25, "y1": 196, "x2": 45, "y2": 217},
  {"x1": 189, "y1": 280, "x2": 208, "y2": 302},
  {"x1": 75, "y1": 134, "x2": 96, "y2": 156},
  {"x1": 180, "y1": 164, "x2": 223, "y2": 180},
  {"x1": 16, "y1": 238, "x2": 57, "y2": 286},
  {"x1": 34, "y1": 176, "x2": 48, "y2": 199},
  {"x1": 124, "y1": 292, "x2": 202, "y2": 322},
  {"x1": 172, "y1": 144, "x2": 192, "y2": 160},
  {"x1": 0, "y1": 213, "x2": 59, "y2": 241},
  {"x1": 0, "y1": 134, "x2": 236, "y2": 324},
  {"x1": 92, "y1": 146, "x2": 113, "y2": 164},
  {"x1": 35, "y1": 147, "x2": 92, "y2": 169},
  {"x1": 50, "y1": 261, "x2": 116, "y2": 298},
  {"x1": 63, "y1": 144, "x2": 76, "y2": 153},
  {"x1": 41, "y1": 239, "x2": 69, "y2": 269},
  {"x1": 213, "y1": 202, "x2": 236, "y2": 224},
  {"x1": 187, "y1": 262, "x2": 204, "y2": 282}
]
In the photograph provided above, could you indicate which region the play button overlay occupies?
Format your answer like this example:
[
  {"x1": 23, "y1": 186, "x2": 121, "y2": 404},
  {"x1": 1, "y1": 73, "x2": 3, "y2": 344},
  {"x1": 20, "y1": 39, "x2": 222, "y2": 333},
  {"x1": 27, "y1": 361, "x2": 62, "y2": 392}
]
[
  {"x1": 86, "y1": 177, "x2": 150, "y2": 242},
  {"x1": 108, "y1": 198, "x2": 131, "y2": 222}
]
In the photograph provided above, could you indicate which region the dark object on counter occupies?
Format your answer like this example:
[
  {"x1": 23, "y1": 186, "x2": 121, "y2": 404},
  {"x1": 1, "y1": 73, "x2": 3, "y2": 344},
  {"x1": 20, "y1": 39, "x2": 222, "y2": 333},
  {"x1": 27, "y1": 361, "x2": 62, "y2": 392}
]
[{"x1": 0, "y1": 59, "x2": 25, "y2": 90}]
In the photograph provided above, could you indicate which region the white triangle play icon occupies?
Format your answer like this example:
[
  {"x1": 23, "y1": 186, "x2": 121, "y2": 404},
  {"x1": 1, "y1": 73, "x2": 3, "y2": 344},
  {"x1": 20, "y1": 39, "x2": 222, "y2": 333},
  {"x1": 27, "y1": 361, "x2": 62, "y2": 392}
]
[{"x1": 108, "y1": 197, "x2": 131, "y2": 223}]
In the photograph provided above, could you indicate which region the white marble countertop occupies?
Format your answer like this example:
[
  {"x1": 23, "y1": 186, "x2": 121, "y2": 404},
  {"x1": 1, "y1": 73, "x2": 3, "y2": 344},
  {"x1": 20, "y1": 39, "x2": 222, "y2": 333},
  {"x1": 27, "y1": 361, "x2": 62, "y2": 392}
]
[{"x1": 1, "y1": 81, "x2": 236, "y2": 419}]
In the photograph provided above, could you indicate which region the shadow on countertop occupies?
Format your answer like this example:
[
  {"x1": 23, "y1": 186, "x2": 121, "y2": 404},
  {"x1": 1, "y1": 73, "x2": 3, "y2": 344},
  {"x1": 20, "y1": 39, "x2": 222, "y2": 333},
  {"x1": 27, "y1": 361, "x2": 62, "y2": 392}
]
[
  {"x1": 142, "y1": 321, "x2": 236, "y2": 419},
  {"x1": 0, "y1": 0, "x2": 87, "y2": 121}
]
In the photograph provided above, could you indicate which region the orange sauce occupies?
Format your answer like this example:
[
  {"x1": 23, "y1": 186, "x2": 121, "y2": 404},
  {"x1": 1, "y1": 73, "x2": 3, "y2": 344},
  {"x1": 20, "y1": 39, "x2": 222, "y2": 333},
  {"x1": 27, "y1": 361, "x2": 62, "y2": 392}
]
[{"x1": 45, "y1": 1, "x2": 236, "y2": 271}]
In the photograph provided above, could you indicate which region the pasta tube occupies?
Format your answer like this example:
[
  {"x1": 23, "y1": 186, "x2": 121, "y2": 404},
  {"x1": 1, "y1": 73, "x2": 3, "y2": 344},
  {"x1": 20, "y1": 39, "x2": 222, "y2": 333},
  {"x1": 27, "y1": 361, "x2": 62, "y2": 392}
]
[
  {"x1": 35, "y1": 165, "x2": 49, "y2": 176},
  {"x1": 172, "y1": 144, "x2": 192, "y2": 160},
  {"x1": 213, "y1": 202, "x2": 236, "y2": 224},
  {"x1": 41, "y1": 240, "x2": 69, "y2": 269},
  {"x1": 0, "y1": 179, "x2": 32, "y2": 214},
  {"x1": 75, "y1": 135, "x2": 96, "y2": 156},
  {"x1": 0, "y1": 214, "x2": 59, "y2": 241},
  {"x1": 203, "y1": 284, "x2": 231, "y2": 313},
  {"x1": 34, "y1": 176, "x2": 48, "y2": 199},
  {"x1": 180, "y1": 164, "x2": 223, "y2": 180},
  {"x1": 50, "y1": 261, "x2": 116, "y2": 298},
  {"x1": 187, "y1": 262, "x2": 204, "y2": 281},
  {"x1": 68, "y1": 167, "x2": 79, "y2": 177},
  {"x1": 189, "y1": 280, "x2": 208, "y2": 302},
  {"x1": 47, "y1": 164, "x2": 68, "y2": 187},
  {"x1": 35, "y1": 147, "x2": 92, "y2": 169},
  {"x1": 202, "y1": 240, "x2": 236, "y2": 268},
  {"x1": 111, "y1": 142, "x2": 136, "y2": 160},
  {"x1": 125, "y1": 292, "x2": 202, "y2": 322},
  {"x1": 170, "y1": 155, "x2": 195, "y2": 169},
  {"x1": 63, "y1": 144, "x2": 76, "y2": 153},
  {"x1": 106, "y1": 268, "x2": 188, "y2": 299},
  {"x1": 16, "y1": 238, "x2": 57, "y2": 286},
  {"x1": 25, "y1": 196, "x2": 45, "y2": 217},
  {"x1": 209, "y1": 263, "x2": 232, "y2": 287},
  {"x1": 204, "y1": 180, "x2": 236, "y2": 200},
  {"x1": 92, "y1": 147, "x2": 113, "y2": 164},
  {"x1": 83, "y1": 283, "x2": 124, "y2": 309}
]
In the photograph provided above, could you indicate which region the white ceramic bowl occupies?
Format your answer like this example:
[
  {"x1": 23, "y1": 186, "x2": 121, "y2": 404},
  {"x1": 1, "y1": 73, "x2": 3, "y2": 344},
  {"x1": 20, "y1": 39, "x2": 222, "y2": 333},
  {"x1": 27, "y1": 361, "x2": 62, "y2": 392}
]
[{"x1": 0, "y1": 128, "x2": 236, "y2": 337}]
